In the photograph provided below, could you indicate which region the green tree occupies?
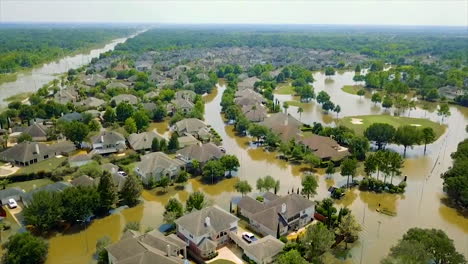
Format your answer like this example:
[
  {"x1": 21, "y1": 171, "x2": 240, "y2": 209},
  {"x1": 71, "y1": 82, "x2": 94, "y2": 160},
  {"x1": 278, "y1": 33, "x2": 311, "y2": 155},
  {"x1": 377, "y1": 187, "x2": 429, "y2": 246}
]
[
  {"x1": 175, "y1": 170, "x2": 189, "y2": 188},
  {"x1": 163, "y1": 198, "x2": 184, "y2": 225},
  {"x1": 304, "y1": 154, "x2": 321, "y2": 168},
  {"x1": 348, "y1": 136, "x2": 370, "y2": 161},
  {"x1": 3, "y1": 233, "x2": 48, "y2": 264},
  {"x1": 17, "y1": 133, "x2": 32, "y2": 143},
  {"x1": 248, "y1": 124, "x2": 269, "y2": 142},
  {"x1": 103, "y1": 107, "x2": 116, "y2": 123},
  {"x1": 119, "y1": 174, "x2": 142, "y2": 207},
  {"x1": 388, "y1": 151, "x2": 404, "y2": 184},
  {"x1": 234, "y1": 180, "x2": 252, "y2": 196},
  {"x1": 282, "y1": 101, "x2": 289, "y2": 114},
  {"x1": 297, "y1": 107, "x2": 304, "y2": 120},
  {"x1": 364, "y1": 123, "x2": 396, "y2": 149},
  {"x1": 124, "y1": 117, "x2": 137, "y2": 134},
  {"x1": 316, "y1": 91, "x2": 331, "y2": 104},
  {"x1": 202, "y1": 160, "x2": 226, "y2": 184},
  {"x1": 256, "y1": 175, "x2": 280, "y2": 193},
  {"x1": 335, "y1": 213, "x2": 362, "y2": 249},
  {"x1": 132, "y1": 110, "x2": 149, "y2": 132},
  {"x1": 116, "y1": 102, "x2": 134, "y2": 122},
  {"x1": 159, "y1": 138, "x2": 168, "y2": 152},
  {"x1": 325, "y1": 67, "x2": 335, "y2": 76},
  {"x1": 158, "y1": 176, "x2": 170, "y2": 193},
  {"x1": 382, "y1": 240, "x2": 432, "y2": 264},
  {"x1": 186, "y1": 191, "x2": 206, "y2": 212},
  {"x1": 23, "y1": 191, "x2": 63, "y2": 232},
  {"x1": 341, "y1": 158, "x2": 358, "y2": 188},
  {"x1": 357, "y1": 89, "x2": 366, "y2": 98},
  {"x1": 276, "y1": 249, "x2": 308, "y2": 264},
  {"x1": 334, "y1": 105, "x2": 341, "y2": 118},
  {"x1": 371, "y1": 93, "x2": 382, "y2": 104},
  {"x1": 168, "y1": 133, "x2": 179, "y2": 152},
  {"x1": 95, "y1": 236, "x2": 111, "y2": 264},
  {"x1": 97, "y1": 171, "x2": 117, "y2": 214},
  {"x1": 151, "y1": 137, "x2": 160, "y2": 152},
  {"x1": 326, "y1": 163, "x2": 336, "y2": 176},
  {"x1": 437, "y1": 103, "x2": 451, "y2": 122},
  {"x1": 382, "y1": 96, "x2": 393, "y2": 110},
  {"x1": 61, "y1": 186, "x2": 99, "y2": 223},
  {"x1": 300, "y1": 223, "x2": 335, "y2": 261},
  {"x1": 394, "y1": 125, "x2": 422, "y2": 157},
  {"x1": 220, "y1": 155, "x2": 240, "y2": 176},
  {"x1": 63, "y1": 121, "x2": 89, "y2": 145},
  {"x1": 301, "y1": 174, "x2": 318, "y2": 199},
  {"x1": 441, "y1": 139, "x2": 468, "y2": 209}
]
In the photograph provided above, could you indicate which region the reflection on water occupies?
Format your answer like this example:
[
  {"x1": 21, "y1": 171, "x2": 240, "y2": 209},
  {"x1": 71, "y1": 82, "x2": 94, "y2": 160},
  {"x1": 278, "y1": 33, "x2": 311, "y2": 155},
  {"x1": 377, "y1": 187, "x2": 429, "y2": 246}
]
[{"x1": 47, "y1": 71, "x2": 468, "y2": 264}]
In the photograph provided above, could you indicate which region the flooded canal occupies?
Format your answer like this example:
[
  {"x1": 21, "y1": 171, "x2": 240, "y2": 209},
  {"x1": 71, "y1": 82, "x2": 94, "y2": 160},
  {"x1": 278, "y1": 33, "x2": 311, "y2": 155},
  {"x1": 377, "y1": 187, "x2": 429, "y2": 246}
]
[
  {"x1": 46, "y1": 71, "x2": 467, "y2": 264},
  {"x1": 0, "y1": 32, "x2": 142, "y2": 107}
]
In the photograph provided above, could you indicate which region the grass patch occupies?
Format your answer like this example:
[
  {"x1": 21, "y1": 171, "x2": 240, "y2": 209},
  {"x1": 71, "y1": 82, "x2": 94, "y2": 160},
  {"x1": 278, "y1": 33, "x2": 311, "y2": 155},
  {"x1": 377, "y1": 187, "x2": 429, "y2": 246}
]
[
  {"x1": 7, "y1": 178, "x2": 54, "y2": 192},
  {"x1": 274, "y1": 83, "x2": 294, "y2": 95},
  {"x1": 340, "y1": 115, "x2": 446, "y2": 140},
  {"x1": 341, "y1": 85, "x2": 364, "y2": 95},
  {"x1": 0, "y1": 73, "x2": 18, "y2": 85},
  {"x1": 210, "y1": 260, "x2": 236, "y2": 264},
  {"x1": 4, "y1": 92, "x2": 33, "y2": 102},
  {"x1": 285, "y1": 100, "x2": 309, "y2": 108},
  {"x1": 14, "y1": 156, "x2": 67, "y2": 175}
]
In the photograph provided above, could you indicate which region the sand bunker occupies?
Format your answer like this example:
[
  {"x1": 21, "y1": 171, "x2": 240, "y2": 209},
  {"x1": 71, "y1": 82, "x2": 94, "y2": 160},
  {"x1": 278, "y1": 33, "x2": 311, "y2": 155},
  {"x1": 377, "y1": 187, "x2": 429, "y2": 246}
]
[
  {"x1": 410, "y1": 124, "x2": 422, "y2": 127},
  {"x1": 351, "y1": 118, "x2": 363, "y2": 125}
]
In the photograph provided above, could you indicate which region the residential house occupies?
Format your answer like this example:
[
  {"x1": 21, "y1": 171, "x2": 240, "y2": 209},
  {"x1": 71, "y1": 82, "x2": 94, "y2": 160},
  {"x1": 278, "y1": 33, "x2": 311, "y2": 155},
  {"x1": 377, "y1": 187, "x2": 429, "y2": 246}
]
[
  {"x1": 22, "y1": 122, "x2": 49, "y2": 141},
  {"x1": 106, "y1": 82, "x2": 129, "y2": 90},
  {"x1": 142, "y1": 102, "x2": 157, "y2": 113},
  {"x1": 22, "y1": 182, "x2": 71, "y2": 206},
  {"x1": 69, "y1": 153, "x2": 93, "y2": 167},
  {"x1": 101, "y1": 163, "x2": 126, "y2": 190},
  {"x1": 0, "y1": 141, "x2": 55, "y2": 166},
  {"x1": 238, "y1": 77, "x2": 260, "y2": 90},
  {"x1": 177, "y1": 133, "x2": 200, "y2": 148},
  {"x1": 54, "y1": 88, "x2": 79, "y2": 104},
  {"x1": 59, "y1": 112, "x2": 83, "y2": 123},
  {"x1": 300, "y1": 134, "x2": 350, "y2": 162},
  {"x1": 242, "y1": 104, "x2": 267, "y2": 122},
  {"x1": 111, "y1": 94, "x2": 139, "y2": 105},
  {"x1": 144, "y1": 90, "x2": 159, "y2": 100},
  {"x1": 83, "y1": 74, "x2": 105, "y2": 87},
  {"x1": 106, "y1": 230, "x2": 187, "y2": 264},
  {"x1": 127, "y1": 131, "x2": 164, "y2": 152},
  {"x1": 243, "y1": 236, "x2": 284, "y2": 264},
  {"x1": 234, "y1": 89, "x2": 265, "y2": 107},
  {"x1": 134, "y1": 152, "x2": 185, "y2": 184},
  {"x1": 174, "y1": 118, "x2": 211, "y2": 141},
  {"x1": 260, "y1": 113, "x2": 303, "y2": 141},
  {"x1": 135, "y1": 61, "x2": 153, "y2": 72},
  {"x1": 0, "y1": 188, "x2": 25, "y2": 205},
  {"x1": 75, "y1": 97, "x2": 106, "y2": 109},
  {"x1": 71, "y1": 175, "x2": 96, "y2": 187},
  {"x1": 90, "y1": 131, "x2": 126, "y2": 155},
  {"x1": 176, "y1": 143, "x2": 224, "y2": 164},
  {"x1": 175, "y1": 206, "x2": 239, "y2": 259},
  {"x1": 175, "y1": 90, "x2": 196, "y2": 102},
  {"x1": 237, "y1": 193, "x2": 315, "y2": 237},
  {"x1": 168, "y1": 98, "x2": 195, "y2": 115}
]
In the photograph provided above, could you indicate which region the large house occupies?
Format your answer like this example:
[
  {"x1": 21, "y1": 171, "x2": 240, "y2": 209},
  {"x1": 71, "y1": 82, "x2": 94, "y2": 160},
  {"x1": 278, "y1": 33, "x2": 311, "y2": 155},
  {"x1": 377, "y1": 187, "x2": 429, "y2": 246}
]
[
  {"x1": 106, "y1": 230, "x2": 188, "y2": 264},
  {"x1": 260, "y1": 113, "x2": 303, "y2": 141},
  {"x1": 237, "y1": 193, "x2": 315, "y2": 237},
  {"x1": 238, "y1": 77, "x2": 261, "y2": 90},
  {"x1": 0, "y1": 141, "x2": 55, "y2": 166},
  {"x1": 134, "y1": 152, "x2": 185, "y2": 184},
  {"x1": 175, "y1": 206, "x2": 239, "y2": 259},
  {"x1": 300, "y1": 134, "x2": 350, "y2": 162},
  {"x1": 90, "y1": 131, "x2": 126, "y2": 155},
  {"x1": 176, "y1": 143, "x2": 224, "y2": 164},
  {"x1": 111, "y1": 94, "x2": 138, "y2": 105},
  {"x1": 22, "y1": 122, "x2": 49, "y2": 141},
  {"x1": 127, "y1": 131, "x2": 164, "y2": 152},
  {"x1": 173, "y1": 118, "x2": 211, "y2": 141},
  {"x1": 243, "y1": 236, "x2": 284, "y2": 264}
]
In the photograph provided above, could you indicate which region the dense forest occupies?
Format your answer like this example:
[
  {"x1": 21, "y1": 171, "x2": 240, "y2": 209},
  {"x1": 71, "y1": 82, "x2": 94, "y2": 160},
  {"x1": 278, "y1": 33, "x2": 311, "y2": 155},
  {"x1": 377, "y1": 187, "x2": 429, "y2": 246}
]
[
  {"x1": 115, "y1": 28, "x2": 468, "y2": 64},
  {"x1": 0, "y1": 27, "x2": 133, "y2": 74}
]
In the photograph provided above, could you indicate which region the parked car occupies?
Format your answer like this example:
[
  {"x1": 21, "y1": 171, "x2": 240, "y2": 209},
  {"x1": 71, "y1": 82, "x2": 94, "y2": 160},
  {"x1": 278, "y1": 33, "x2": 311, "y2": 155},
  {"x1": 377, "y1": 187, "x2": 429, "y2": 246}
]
[
  {"x1": 242, "y1": 232, "x2": 257, "y2": 243},
  {"x1": 7, "y1": 199, "x2": 18, "y2": 209},
  {"x1": 117, "y1": 171, "x2": 127, "y2": 177}
]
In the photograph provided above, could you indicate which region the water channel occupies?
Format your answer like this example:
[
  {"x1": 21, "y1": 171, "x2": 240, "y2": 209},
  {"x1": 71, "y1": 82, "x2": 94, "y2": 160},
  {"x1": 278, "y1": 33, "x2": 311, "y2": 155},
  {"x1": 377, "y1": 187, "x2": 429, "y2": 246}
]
[{"x1": 46, "y1": 70, "x2": 468, "y2": 263}]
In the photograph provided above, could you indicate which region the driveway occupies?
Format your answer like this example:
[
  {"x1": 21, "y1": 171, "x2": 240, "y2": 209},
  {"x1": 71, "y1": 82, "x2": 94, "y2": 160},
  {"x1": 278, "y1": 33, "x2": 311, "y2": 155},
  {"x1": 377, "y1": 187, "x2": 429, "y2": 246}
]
[
  {"x1": 0, "y1": 163, "x2": 19, "y2": 177},
  {"x1": 207, "y1": 245, "x2": 244, "y2": 264}
]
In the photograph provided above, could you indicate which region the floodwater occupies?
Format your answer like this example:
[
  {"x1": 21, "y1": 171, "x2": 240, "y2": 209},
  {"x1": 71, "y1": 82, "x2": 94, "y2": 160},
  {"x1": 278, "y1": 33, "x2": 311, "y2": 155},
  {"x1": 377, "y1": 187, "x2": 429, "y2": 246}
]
[
  {"x1": 0, "y1": 31, "x2": 142, "y2": 107},
  {"x1": 45, "y1": 71, "x2": 467, "y2": 264}
]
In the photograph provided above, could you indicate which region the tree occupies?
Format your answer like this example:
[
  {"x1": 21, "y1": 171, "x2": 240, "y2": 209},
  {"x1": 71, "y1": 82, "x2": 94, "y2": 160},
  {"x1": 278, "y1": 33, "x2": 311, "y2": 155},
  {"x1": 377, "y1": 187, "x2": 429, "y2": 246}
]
[
  {"x1": 63, "y1": 121, "x2": 89, "y2": 145},
  {"x1": 96, "y1": 236, "x2": 111, "y2": 264},
  {"x1": 88, "y1": 119, "x2": 101, "y2": 132},
  {"x1": 124, "y1": 117, "x2": 137, "y2": 134},
  {"x1": 382, "y1": 96, "x2": 393, "y2": 110},
  {"x1": 341, "y1": 158, "x2": 358, "y2": 188},
  {"x1": 304, "y1": 154, "x2": 320, "y2": 168},
  {"x1": 394, "y1": 125, "x2": 422, "y2": 157},
  {"x1": 163, "y1": 198, "x2": 184, "y2": 224},
  {"x1": 382, "y1": 228, "x2": 465, "y2": 264},
  {"x1": 297, "y1": 107, "x2": 304, "y2": 120},
  {"x1": 276, "y1": 250, "x2": 308, "y2": 264},
  {"x1": 256, "y1": 175, "x2": 280, "y2": 192},
  {"x1": 348, "y1": 136, "x2": 370, "y2": 161},
  {"x1": 441, "y1": 139, "x2": 468, "y2": 209},
  {"x1": 151, "y1": 137, "x2": 160, "y2": 152},
  {"x1": 97, "y1": 171, "x2": 117, "y2": 214},
  {"x1": 186, "y1": 191, "x2": 206, "y2": 212},
  {"x1": 357, "y1": 89, "x2": 366, "y2": 98},
  {"x1": 168, "y1": 133, "x2": 179, "y2": 152},
  {"x1": 335, "y1": 213, "x2": 362, "y2": 249},
  {"x1": 322, "y1": 100, "x2": 335, "y2": 113},
  {"x1": 202, "y1": 160, "x2": 226, "y2": 184},
  {"x1": 103, "y1": 107, "x2": 116, "y2": 123},
  {"x1": 158, "y1": 176, "x2": 170, "y2": 193},
  {"x1": 23, "y1": 191, "x2": 63, "y2": 232},
  {"x1": 316, "y1": 91, "x2": 330, "y2": 104},
  {"x1": 175, "y1": 171, "x2": 189, "y2": 188},
  {"x1": 234, "y1": 180, "x2": 252, "y2": 196},
  {"x1": 119, "y1": 174, "x2": 142, "y2": 207},
  {"x1": 116, "y1": 102, "x2": 134, "y2": 122},
  {"x1": 364, "y1": 123, "x2": 396, "y2": 150},
  {"x1": 437, "y1": 103, "x2": 451, "y2": 122},
  {"x1": 132, "y1": 110, "x2": 149, "y2": 132},
  {"x1": 301, "y1": 174, "x2": 318, "y2": 199},
  {"x1": 3, "y1": 233, "x2": 48, "y2": 264},
  {"x1": 248, "y1": 124, "x2": 268, "y2": 142},
  {"x1": 326, "y1": 163, "x2": 335, "y2": 176},
  {"x1": 300, "y1": 223, "x2": 335, "y2": 261},
  {"x1": 159, "y1": 138, "x2": 168, "y2": 152},
  {"x1": 220, "y1": 155, "x2": 240, "y2": 177},
  {"x1": 61, "y1": 186, "x2": 99, "y2": 223},
  {"x1": 282, "y1": 101, "x2": 289, "y2": 114},
  {"x1": 17, "y1": 133, "x2": 32, "y2": 143},
  {"x1": 325, "y1": 67, "x2": 335, "y2": 76},
  {"x1": 333, "y1": 105, "x2": 341, "y2": 118},
  {"x1": 371, "y1": 93, "x2": 382, "y2": 105},
  {"x1": 388, "y1": 151, "x2": 403, "y2": 184}
]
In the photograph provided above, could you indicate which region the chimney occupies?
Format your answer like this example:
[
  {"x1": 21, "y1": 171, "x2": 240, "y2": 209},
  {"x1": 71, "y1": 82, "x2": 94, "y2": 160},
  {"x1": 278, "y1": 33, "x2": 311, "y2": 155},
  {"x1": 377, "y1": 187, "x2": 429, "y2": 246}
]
[
  {"x1": 101, "y1": 135, "x2": 104, "y2": 143},
  {"x1": 35, "y1": 144, "x2": 40, "y2": 155},
  {"x1": 281, "y1": 203, "x2": 286, "y2": 214},
  {"x1": 166, "y1": 244, "x2": 171, "y2": 257},
  {"x1": 205, "y1": 217, "x2": 211, "y2": 227}
]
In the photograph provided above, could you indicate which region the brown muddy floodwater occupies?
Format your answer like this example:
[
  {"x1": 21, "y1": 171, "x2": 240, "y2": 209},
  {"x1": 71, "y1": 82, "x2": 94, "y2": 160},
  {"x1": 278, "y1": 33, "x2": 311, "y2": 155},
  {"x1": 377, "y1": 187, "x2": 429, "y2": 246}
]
[{"x1": 46, "y1": 71, "x2": 468, "y2": 264}]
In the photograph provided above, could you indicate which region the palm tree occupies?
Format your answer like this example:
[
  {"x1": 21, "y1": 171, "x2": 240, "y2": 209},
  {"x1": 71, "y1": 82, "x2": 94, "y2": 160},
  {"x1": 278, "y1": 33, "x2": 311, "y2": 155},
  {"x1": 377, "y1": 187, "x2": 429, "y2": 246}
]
[
  {"x1": 297, "y1": 107, "x2": 304, "y2": 120},
  {"x1": 334, "y1": 105, "x2": 341, "y2": 118}
]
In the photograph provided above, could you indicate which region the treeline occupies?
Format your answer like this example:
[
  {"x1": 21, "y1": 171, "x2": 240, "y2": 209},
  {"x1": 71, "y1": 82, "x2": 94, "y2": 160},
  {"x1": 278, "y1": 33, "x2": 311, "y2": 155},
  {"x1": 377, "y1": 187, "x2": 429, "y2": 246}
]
[
  {"x1": 0, "y1": 27, "x2": 133, "y2": 74},
  {"x1": 114, "y1": 28, "x2": 468, "y2": 63},
  {"x1": 442, "y1": 139, "x2": 468, "y2": 209}
]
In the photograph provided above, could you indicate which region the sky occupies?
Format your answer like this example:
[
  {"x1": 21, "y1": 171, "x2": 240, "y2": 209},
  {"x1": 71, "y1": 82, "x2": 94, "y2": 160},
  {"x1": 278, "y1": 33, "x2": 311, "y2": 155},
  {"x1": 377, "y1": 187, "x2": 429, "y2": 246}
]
[{"x1": 0, "y1": 0, "x2": 467, "y2": 26}]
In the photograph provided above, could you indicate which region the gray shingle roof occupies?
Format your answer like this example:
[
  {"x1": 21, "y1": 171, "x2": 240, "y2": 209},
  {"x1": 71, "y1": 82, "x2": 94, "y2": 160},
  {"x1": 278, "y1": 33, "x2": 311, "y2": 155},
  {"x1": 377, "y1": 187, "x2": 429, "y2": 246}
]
[
  {"x1": 59, "y1": 112, "x2": 83, "y2": 122},
  {"x1": 128, "y1": 131, "x2": 164, "y2": 151},
  {"x1": 0, "y1": 142, "x2": 54, "y2": 163},
  {"x1": 23, "y1": 181, "x2": 71, "y2": 204},
  {"x1": 176, "y1": 143, "x2": 224, "y2": 163},
  {"x1": 91, "y1": 131, "x2": 125, "y2": 145},
  {"x1": 244, "y1": 235, "x2": 284, "y2": 262},
  {"x1": 135, "y1": 152, "x2": 185, "y2": 177},
  {"x1": 0, "y1": 188, "x2": 25, "y2": 201},
  {"x1": 71, "y1": 175, "x2": 96, "y2": 187},
  {"x1": 111, "y1": 94, "x2": 139, "y2": 105},
  {"x1": 22, "y1": 123, "x2": 48, "y2": 139},
  {"x1": 175, "y1": 205, "x2": 238, "y2": 237},
  {"x1": 174, "y1": 118, "x2": 207, "y2": 135},
  {"x1": 76, "y1": 97, "x2": 106, "y2": 108}
]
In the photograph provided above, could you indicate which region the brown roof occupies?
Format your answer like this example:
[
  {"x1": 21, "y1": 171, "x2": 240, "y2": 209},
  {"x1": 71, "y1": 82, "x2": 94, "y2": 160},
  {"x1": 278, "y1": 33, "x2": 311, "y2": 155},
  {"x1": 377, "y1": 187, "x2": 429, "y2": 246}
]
[
  {"x1": 300, "y1": 134, "x2": 350, "y2": 161},
  {"x1": 70, "y1": 175, "x2": 96, "y2": 187},
  {"x1": 175, "y1": 205, "x2": 238, "y2": 237},
  {"x1": 176, "y1": 143, "x2": 224, "y2": 163}
]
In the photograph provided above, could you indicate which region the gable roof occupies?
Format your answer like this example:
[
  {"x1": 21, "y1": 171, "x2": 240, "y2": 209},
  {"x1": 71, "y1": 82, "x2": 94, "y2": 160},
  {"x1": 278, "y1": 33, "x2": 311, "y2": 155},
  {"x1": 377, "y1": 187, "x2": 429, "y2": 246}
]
[
  {"x1": 128, "y1": 131, "x2": 164, "y2": 151},
  {"x1": 0, "y1": 188, "x2": 25, "y2": 201},
  {"x1": 244, "y1": 235, "x2": 284, "y2": 262},
  {"x1": 300, "y1": 134, "x2": 350, "y2": 161},
  {"x1": 111, "y1": 94, "x2": 139, "y2": 105},
  {"x1": 76, "y1": 97, "x2": 106, "y2": 108},
  {"x1": 59, "y1": 112, "x2": 83, "y2": 122},
  {"x1": 91, "y1": 131, "x2": 125, "y2": 145},
  {"x1": 174, "y1": 118, "x2": 207, "y2": 134},
  {"x1": 0, "y1": 142, "x2": 54, "y2": 163},
  {"x1": 176, "y1": 143, "x2": 224, "y2": 163},
  {"x1": 71, "y1": 175, "x2": 96, "y2": 187},
  {"x1": 175, "y1": 205, "x2": 238, "y2": 237},
  {"x1": 135, "y1": 152, "x2": 185, "y2": 176},
  {"x1": 238, "y1": 77, "x2": 260, "y2": 90},
  {"x1": 242, "y1": 104, "x2": 267, "y2": 122},
  {"x1": 175, "y1": 90, "x2": 196, "y2": 101},
  {"x1": 23, "y1": 123, "x2": 48, "y2": 139},
  {"x1": 106, "y1": 81, "x2": 129, "y2": 90}
]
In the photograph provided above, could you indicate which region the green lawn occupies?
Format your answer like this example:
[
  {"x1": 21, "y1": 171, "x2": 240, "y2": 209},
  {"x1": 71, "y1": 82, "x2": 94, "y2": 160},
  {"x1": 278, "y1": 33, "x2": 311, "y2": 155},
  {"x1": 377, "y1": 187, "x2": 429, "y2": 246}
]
[
  {"x1": 274, "y1": 83, "x2": 294, "y2": 95},
  {"x1": 7, "y1": 178, "x2": 54, "y2": 192},
  {"x1": 14, "y1": 156, "x2": 67, "y2": 175},
  {"x1": 285, "y1": 100, "x2": 309, "y2": 108},
  {"x1": 4, "y1": 92, "x2": 33, "y2": 102},
  {"x1": 340, "y1": 115, "x2": 446, "y2": 140},
  {"x1": 341, "y1": 85, "x2": 364, "y2": 95},
  {"x1": 210, "y1": 260, "x2": 236, "y2": 264}
]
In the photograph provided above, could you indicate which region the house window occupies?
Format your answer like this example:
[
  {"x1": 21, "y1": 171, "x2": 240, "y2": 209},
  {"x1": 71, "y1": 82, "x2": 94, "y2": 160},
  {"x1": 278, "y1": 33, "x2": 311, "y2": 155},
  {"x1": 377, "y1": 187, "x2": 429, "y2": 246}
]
[{"x1": 189, "y1": 234, "x2": 193, "y2": 239}]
